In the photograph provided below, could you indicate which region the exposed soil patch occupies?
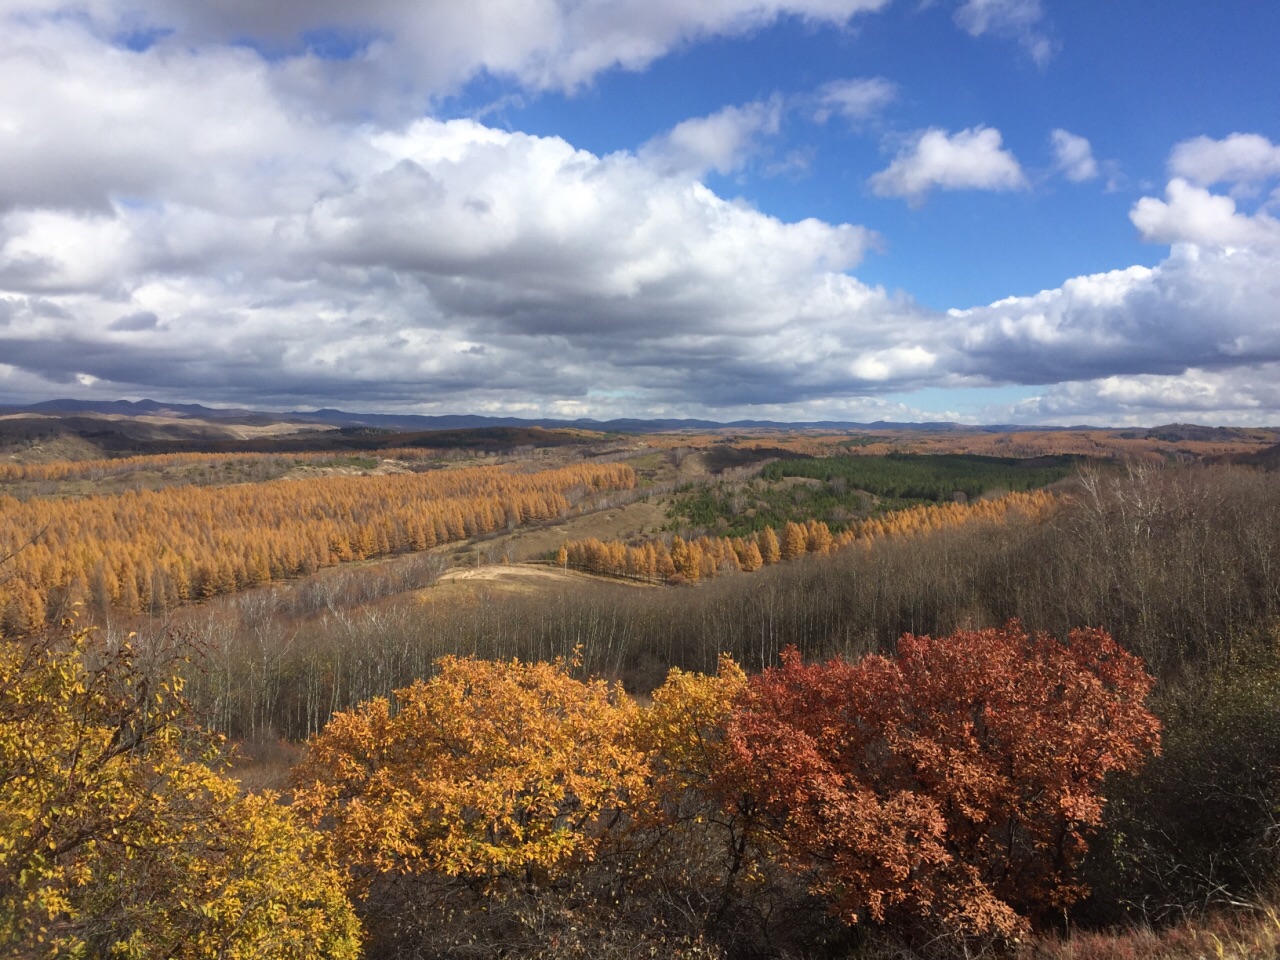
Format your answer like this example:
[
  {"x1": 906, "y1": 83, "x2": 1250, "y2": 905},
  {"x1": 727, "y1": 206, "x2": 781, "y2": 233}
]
[{"x1": 438, "y1": 563, "x2": 654, "y2": 590}]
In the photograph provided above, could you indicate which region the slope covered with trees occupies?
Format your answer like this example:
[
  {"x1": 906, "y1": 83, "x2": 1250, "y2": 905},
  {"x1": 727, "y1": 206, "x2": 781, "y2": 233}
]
[
  {"x1": 759, "y1": 452, "x2": 1075, "y2": 501},
  {"x1": 5, "y1": 440, "x2": 1280, "y2": 957},
  {"x1": 0, "y1": 461, "x2": 635, "y2": 633},
  {"x1": 558, "y1": 490, "x2": 1056, "y2": 583}
]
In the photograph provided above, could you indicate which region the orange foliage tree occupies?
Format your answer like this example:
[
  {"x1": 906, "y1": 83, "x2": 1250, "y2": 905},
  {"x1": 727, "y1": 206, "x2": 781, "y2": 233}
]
[
  {"x1": 294, "y1": 651, "x2": 768, "y2": 949},
  {"x1": 0, "y1": 460, "x2": 635, "y2": 629},
  {"x1": 628, "y1": 657, "x2": 775, "y2": 921},
  {"x1": 725, "y1": 623, "x2": 1161, "y2": 937},
  {"x1": 291, "y1": 652, "x2": 649, "y2": 893},
  {"x1": 780, "y1": 521, "x2": 808, "y2": 561},
  {"x1": 557, "y1": 490, "x2": 1056, "y2": 585},
  {"x1": 0, "y1": 446, "x2": 465, "y2": 485}
]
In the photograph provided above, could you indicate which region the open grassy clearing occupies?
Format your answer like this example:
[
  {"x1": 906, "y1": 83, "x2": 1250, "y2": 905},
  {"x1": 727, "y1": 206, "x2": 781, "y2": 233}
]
[{"x1": 441, "y1": 495, "x2": 673, "y2": 565}]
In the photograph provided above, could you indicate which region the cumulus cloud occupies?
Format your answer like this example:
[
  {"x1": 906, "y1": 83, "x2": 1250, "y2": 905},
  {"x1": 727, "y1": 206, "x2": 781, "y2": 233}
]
[
  {"x1": 639, "y1": 98, "x2": 784, "y2": 177},
  {"x1": 941, "y1": 136, "x2": 1280, "y2": 414},
  {"x1": 1169, "y1": 133, "x2": 1280, "y2": 192},
  {"x1": 952, "y1": 242, "x2": 1280, "y2": 390},
  {"x1": 1050, "y1": 129, "x2": 1098, "y2": 182},
  {"x1": 1013, "y1": 365, "x2": 1280, "y2": 427},
  {"x1": 1130, "y1": 179, "x2": 1280, "y2": 250},
  {"x1": 812, "y1": 77, "x2": 897, "y2": 124},
  {"x1": 7, "y1": 0, "x2": 891, "y2": 109},
  {"x1": 869, "y1": 127, "x2": 1028, "y2": 205},
  {"x1": 0, "y1": 57, "x2": 897, "y2": 415},
  {"x1": 953, "y1": 0, "x2": 1055, "y2": 66},
  {"x1": 0, "y1": 20, "x2": 358, "y2": 215},
  {"x1": 2, "y1": 5, "x2": 1280, "y2": 425}
]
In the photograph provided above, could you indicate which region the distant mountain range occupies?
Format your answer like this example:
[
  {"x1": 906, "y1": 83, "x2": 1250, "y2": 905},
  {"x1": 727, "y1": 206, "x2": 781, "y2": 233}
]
[
  {"x1": 0, "y1": 397, "x2": 1061, "y2": 434},
  {"x1": 1, "y1": 398, "x2": 1275, "y2": 444},
  {"x1": 3, "y1": 398, "x2": 1279, "y2": 468}
]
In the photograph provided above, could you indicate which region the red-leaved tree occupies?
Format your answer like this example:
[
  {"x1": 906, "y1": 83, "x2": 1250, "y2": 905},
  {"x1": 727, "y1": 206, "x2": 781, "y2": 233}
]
[{"x1": 725, "y1": 622, "x2": 1161, "y2": 937}]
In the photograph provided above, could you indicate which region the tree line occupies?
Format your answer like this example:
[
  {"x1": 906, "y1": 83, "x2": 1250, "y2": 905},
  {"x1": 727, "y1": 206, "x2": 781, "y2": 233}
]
[
  {"x1": 760, "y1": 452, "x2": 1076, "y2": 501},
  {"x1": 0, "y1": 461, "x2": 636, "y2": 634},
  {"x1": 558, "y1": 490, "x2": 1056, "y2": 584},
  {"x1": 0, "y1": 445, "x2": 475, "y2": 486}
]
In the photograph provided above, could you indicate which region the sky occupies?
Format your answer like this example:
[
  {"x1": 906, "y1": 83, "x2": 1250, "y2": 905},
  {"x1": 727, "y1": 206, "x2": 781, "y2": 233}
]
[{"x1": 1, "y1": 1, "x2": 1278, "y2": 426}]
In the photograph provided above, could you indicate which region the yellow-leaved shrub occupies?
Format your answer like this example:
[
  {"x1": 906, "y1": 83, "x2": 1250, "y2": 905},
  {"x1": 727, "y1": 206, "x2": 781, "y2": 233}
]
[
  {"x1": 292, "y1": 652, "x2": 650, "y2": 889},
  {"x1": 0, "y1": 623, "x2": 360, "y2": 959}
]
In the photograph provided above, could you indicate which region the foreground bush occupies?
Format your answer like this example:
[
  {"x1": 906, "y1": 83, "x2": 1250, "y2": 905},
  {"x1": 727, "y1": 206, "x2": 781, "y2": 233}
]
[
  {"x1": 293, "y1": 652, "x2": 648, "y2": 875},
  {"x1": 294, "y1": 626, "x2": 1160, "y2": 955},
  {"x1": 727, "y1": 623, "x2": 1161, "y2": 939},
  {"x1": 292, "y1": 653, "x2": 658, "y2": 955},
  {"x1": 0, "y1": 623, "x2": 360, "y2": 958},
  {"x1": 294, "y1": 650, "x2": 822, "y2": 958}
]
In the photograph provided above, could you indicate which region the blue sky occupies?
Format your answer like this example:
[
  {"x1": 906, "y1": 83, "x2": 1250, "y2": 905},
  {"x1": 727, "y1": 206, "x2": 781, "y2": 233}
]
[{"x1": 1, "y1": 0, "x2": 1278, "y2": 425}]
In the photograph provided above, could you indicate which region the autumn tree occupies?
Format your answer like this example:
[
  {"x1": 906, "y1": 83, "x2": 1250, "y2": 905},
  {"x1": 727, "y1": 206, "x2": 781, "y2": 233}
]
[
  {"x1": 758, "y1": 526, "x2": 781, "y2": 564},
  {"x1": 0, "y1": 460, "x2": 637, "y2": 627},
  {"x1": 779, "y1": 522, "x2": 808, "y2": 561},
  {"x1": 0, "y1": 622, "x2": 360, "y2": 958},
  {"x1": 727, "y1": 623, "x2": 1161, "y2": 938},
  {"x1": 628, "y1": 656, "x2": 779, "y2": 928},
  {"x1": 805, "y1": 518, "x2": 833, "y2": 554},
  {"x1": 291, "y1": 653, "x2": 659, "y2": 956},
  {"x1": 292, "y1": 653, "x2": 649, "y2": 891},
  {"x1": 555, "y1": 493, "x2": 1055, "y2": 588}
]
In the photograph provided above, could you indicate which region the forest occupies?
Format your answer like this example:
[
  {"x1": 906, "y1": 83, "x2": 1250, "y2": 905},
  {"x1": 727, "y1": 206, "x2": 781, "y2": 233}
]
[
  {"x1": 758, "y1": 452, "x2": 1077, "y2": 501},
  {"x1": 3, "y1": 423, "x2": 1280, "y2": 959}
]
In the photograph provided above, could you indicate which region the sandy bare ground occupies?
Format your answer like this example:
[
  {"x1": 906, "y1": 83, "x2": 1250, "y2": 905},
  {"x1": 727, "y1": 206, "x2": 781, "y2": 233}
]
[
  {"x1": 420, "y1": 493, "x2": 676, "y2": 600},
  {"x1": 438, "y1": 563, "x2": 654, "y2": 588}
]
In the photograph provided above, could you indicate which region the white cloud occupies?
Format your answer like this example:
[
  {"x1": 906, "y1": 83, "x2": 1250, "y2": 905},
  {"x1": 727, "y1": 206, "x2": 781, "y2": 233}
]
[
  {"x1": 812, "y1": 77, "x2": 897, "y2": 124},
  {"x1": 1130, "y1": 179, "x2": 1280, "y2": 250},
  {"x1": 639, "y1": 98, "x2": 784, "y2": 177},
  {"x1": 0, "y1": 79, "x2": 896, "y2": 413},
  {"x1": 953, "y1": 0, "x2": 1054, "y2": 66},
  {"x1": 850, "y1": 346, "x2": 937, "y2": 381},
  {"x1": 951, "y1": 239, "x2": 1280, "y2": 395},
  {"x1": 0, "y1": 20, "x2": 359, "y2": 215},
  {"x1": 1050, "y1": 129, "x2": 1098, "y2": 182},
  {"x1": 1169, "y1": 133, "x2": 1280, "y2": 190},
  {"x1": 9, "y1": 0, "x2": 892, "y2": 107},
  {"x1": 953, "y1": 160, "x2": 1280, "y2": 419},
  {"x1": 0, "y1": 209, "x2": 140, "y2": 293},
  {"x1": 2, "y1": 8, "x2": 1280, "y2": 426},
  {"x1": 869, "y1": 126, "x2": 1028, "y2": 205},
  {"x1": 1013, "y1": 366, "x2": 1280, "y2": 427}
]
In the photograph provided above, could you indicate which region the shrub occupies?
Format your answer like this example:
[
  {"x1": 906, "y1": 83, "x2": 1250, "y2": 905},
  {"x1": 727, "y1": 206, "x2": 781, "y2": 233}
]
[
  {"x1": 726, "y1": 623, "x2": 1161, "y2": 939},
  {"x1": 0, "y1": 622, "x2": 360, "y2": 958}
]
